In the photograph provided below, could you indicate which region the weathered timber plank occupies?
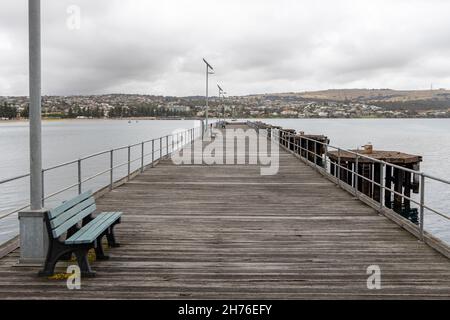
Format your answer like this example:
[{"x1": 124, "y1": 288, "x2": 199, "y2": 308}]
[{"x1": 0, "y1": 125, "x2": 449, "y2": 299}]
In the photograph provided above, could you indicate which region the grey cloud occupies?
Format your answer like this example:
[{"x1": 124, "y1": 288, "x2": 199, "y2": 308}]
[{"x1": 1, "y1": 0, "x2": 450, "y2": 96}]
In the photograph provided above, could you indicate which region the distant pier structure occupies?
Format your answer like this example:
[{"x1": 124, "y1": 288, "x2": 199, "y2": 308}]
[
  {"x1": 328, "y1": 147, "x2": 422, "y2": 222},
  {"x1": 249, "y1": 120, "x2": 422, "y2": 224},
  {"x1": 249, "y1": 121, "x2": 330, "y2": 167},
  {"x1": 249, "y1": 122, "x2": 329, "y2": 167}
]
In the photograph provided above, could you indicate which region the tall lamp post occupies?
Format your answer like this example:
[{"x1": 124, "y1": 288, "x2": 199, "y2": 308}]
[
  {"x1": 203, "y1": 58, "x2": 214, "y2": 135},
  {"x1": 217, "y1": 84, "x2": 226, "y2": 125},
  {"x1": 19, "y1": 0, "x2": 47, "y2": 265}
]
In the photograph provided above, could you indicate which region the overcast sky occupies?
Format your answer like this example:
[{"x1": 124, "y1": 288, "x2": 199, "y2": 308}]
[{"x1": 1, "y1": 0, "x2": 450, "y2": 96}]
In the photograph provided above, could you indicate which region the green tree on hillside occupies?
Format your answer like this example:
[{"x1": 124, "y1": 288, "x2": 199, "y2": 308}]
[
  {"x1": 20, "y1": 105, "x2": 29, "y2": 118},
  {"x1": 0, "y1": 102, "x2": 17, "y2": 119}
]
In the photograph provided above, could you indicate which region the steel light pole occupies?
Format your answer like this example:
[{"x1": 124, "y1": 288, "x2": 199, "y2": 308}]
[
  {"x1": 222, "y1": 92, "x2": 227, "y2": 123},
  {"x1": 217, "y1": 84, "x2": 223, "y2": 123},
  {"x1": 217, "y1": 84, "x2": 226, "y2": 124},
  {"x1": 203, "y1": 58, "x2": 214, "y2": 135},
  {"x1": 29, "y1": 0, "x2": 43, "y2": 211},
  {"x1": 19, "y1": 0, "x2": 47, "y2": 265}
]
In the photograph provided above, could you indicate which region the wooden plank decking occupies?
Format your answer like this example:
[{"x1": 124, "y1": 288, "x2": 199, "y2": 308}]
[{"x1": 0, "y1": 124, "x2": 450, "y2": 299}]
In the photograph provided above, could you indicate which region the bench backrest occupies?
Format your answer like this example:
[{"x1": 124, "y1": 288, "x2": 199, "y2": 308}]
[{"x1": 48, "y1": 190, "x2": 96, "y2": 238}]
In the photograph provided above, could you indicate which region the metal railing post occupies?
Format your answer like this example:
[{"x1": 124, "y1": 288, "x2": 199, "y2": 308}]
[
  {"x1": 166, "y1": 135, "x2": 169, "y2": 156},
  {"x1": 160, "y1": 137, "x2": 162, "y2": 159},
  {"x1": 380, "y1": 162, "x2": 385, "y2": 210},
  {"x1": 306, "y1": 139, "x2": 309, "y2": 163},
  {"x1": 337, "y1": 148, "x2": 341, "y2": 186},
  {"x1": 110, "y1": 149, "x2": 114, "y2": 190},
  {"x1": 371, "y1": 163, "x2": 375, "y2": 199},
  {"x1": 294, "y1": 135, "x2": 297, "y2": 154},
  {"x1": 324, "y1": 142, "x2": 329, "y2": 171},
  {"x1": 314, "y1": 141, "x2": 318, "y2": 169},
  {"x1": 127, "y1": 145, "x2": 131, "y2": 181},
  {"x1": 420, "y1": 174, "x2": 425, "y2": 241},
  {"x1": 41, "y1": 169, "x2": 45, "y2": 207},
  {"x1": 355, "y1": 154, "x2": 359, "y2": 197},
  {"x1": 172, "y1": 134, "x2": 174, "y2": 152},
  {"x1": 141, "y1": 142, "x2": 144, "y2": 173},
  {"x1": 78, "y1": 159, "x2": 82, "y2": 194},
  {"x1": 151, "y1": 139, "x2": 155, "y2": 167}
]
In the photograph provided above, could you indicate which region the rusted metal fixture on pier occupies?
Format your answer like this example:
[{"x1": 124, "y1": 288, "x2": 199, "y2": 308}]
[
  {"x1": 294, "y1": 132, "x2": 329, "y2": 166},
  {"x1": 279, "y1": 129, "x2": 296, "y2": 148},
  {"x1": 266, "y1": 125, "x2": 281, "y2": 138},
  {"x1": 327, "y1": 146, "x2": 422, "y2": 222},
  {"x1": 278, "y1": 129, "x2": 329, "y2": 167},
  {"x1": 246, "y1": 121, "x2": 282, "y2": 138}
]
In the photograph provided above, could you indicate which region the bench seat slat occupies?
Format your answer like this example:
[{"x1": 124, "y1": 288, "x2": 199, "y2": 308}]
[
  {"x1": 49, "y1": 190, "x2": 93, "y2": 219},
  {"x1": 65, "y1": 212, "x2": 121, "y2": 245},
  {"x1": 52, "y1": 203, "x2": 97, "y2": 238},
  {"x1": 65, "y1": 213, "x2": 111, "y2": 245},
  {"x1": 65, "y1": 212, "x2": 111, "y2": 244},
  {"x1": 65, "y1": 212, "x2": 122, "y2": 245},
  {"x1": 75, "y1": 213, "x2": 121, "y2": 243},
  {"x1": 74, "y1": 217, "x2": 114, "y2": 243},
  {"x1": 50, "y1": 197, "x2": 95, "y2": 229}
]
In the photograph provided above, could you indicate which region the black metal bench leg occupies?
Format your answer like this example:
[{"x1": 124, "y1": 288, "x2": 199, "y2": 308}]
[
  {"x1": 106, "y1": 225, "x2": 121, "y2": 248},
  {"x1": 38, "y1": 241, "x2": 71, "y2": 277},
  {"x1": 38, "y1": 251, "x2": 60, "y2": 277},
  {"x1": 74, "y1": 249, "x2": 96, "y2": 277},
  {"x1": 60, "y1": 252, "x2": 73, "y2": 261},
  {"x1": 94, "y1": 236, "x2": 110, "y2": 260},
  {"x1": 39, "y1": 262, "x2": 58, "y2": 277},
  {"x1": 60, "y1": 226, "x2": 78, "y2": 261}
]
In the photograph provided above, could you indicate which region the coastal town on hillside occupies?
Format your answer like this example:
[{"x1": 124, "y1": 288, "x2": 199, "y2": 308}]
[{"x1": 1, "y1": 90, "x2": 450, "y2": 120}]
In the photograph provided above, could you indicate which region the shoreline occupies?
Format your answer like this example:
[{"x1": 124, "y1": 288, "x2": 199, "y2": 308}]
[
  {"x1": 0, "y1": 117, "x2": 200, "y2": 123},
  {"x1": 1, "y1": 117, "x2": 450, "y2": 123}
]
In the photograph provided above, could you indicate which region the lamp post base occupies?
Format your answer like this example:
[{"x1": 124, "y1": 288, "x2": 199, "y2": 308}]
[{"x1": 17, "y1": 209, "x2": 48, "y2": 266}]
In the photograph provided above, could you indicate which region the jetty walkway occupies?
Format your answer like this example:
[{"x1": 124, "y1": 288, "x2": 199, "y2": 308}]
[{"x1": 0, "y1": 123, "x2": 450, "y2": 299}]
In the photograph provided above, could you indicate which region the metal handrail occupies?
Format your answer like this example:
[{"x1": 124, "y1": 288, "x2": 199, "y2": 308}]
[
  {"x1": 422, "y1": 173, "x2": 450, "y2": 185},
  {"x1": 80, "y1": 149, "x2": 111, "y2": 161},
  {"x1": 275, "y1": 126, "x2": 449, "y2": 200},
  {"x1": 0, "y1": 124, "x2": 203, "y2": 221},
  {"x1": 253, "y1": 121, "x2": 426, "y2": 174},
  {"x1": 0, "y1": 173, "x2": 30, "y2": 185},
  {"x1": 254, "y1": 122, "x2": 450, "y2": 242},
  {"x1": 43, "y1": 159, "x2": 79, "y2": 172}
]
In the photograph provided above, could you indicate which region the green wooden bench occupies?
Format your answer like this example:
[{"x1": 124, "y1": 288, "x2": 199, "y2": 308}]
[{"x1": 38, "y1": 190, "x2": 122, "y2": 277}]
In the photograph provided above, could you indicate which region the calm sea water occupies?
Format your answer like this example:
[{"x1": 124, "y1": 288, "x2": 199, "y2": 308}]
[
  {"x1": 0, "y1": 118, "x2": 449, "y2": 246},
  {"x1": 0, "y1": 119, "x2": 200, "y2": 245}
]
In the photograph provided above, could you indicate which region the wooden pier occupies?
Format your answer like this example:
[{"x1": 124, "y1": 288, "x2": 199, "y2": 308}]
[{"x1": 0, "y1": 124, "x2": 450, "y2": 299}]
